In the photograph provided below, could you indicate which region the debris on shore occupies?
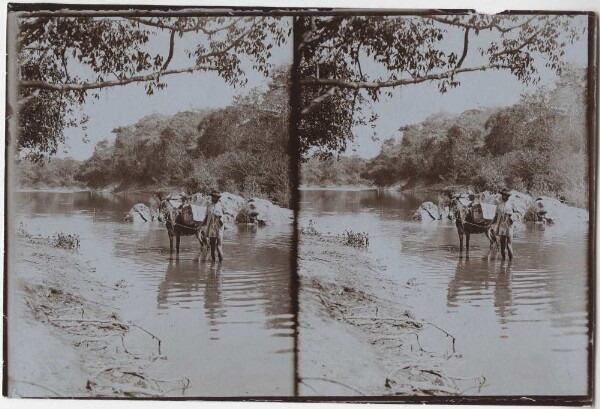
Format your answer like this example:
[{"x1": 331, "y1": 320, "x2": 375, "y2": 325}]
[
  {"x1": 298, "y1": 222, "x2": 485, "y2": 396},
  {"x1": 8, "y1": 227, "x2": 190, "y2": 397}
]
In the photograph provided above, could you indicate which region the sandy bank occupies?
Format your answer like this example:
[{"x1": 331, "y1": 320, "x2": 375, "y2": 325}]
[
  {"x1": 298, "y1": 234, "x2": 485, "y2": 397},
  {"x1": 7, "y1": 232, "x2": 190, "y2": 398}
]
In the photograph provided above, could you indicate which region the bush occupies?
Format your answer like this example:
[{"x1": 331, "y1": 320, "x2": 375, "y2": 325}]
[
  {"x1": 52, "y1": 232, "x2": 80, "y2": 251},
  {"x1": 184, "y1": 161, "x2": 218, "y2": 194},
  {"x1": 299, "y1": 220, "x2": 321, "y2": 237},
  {"x1": 340, "y1": 230, "x2": 369, "y2": 248}
]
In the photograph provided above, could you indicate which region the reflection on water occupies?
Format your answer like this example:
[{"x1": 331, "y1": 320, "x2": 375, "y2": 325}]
[
  {"x1": 300, "y1": 189, "x2": 589, "y2": 396},
  {"x1": 448, "y1": 257, "x2": 516, "y2": 326},
  {"x1": 12, "y1": 191, "x2": 294, "y2": 396}
]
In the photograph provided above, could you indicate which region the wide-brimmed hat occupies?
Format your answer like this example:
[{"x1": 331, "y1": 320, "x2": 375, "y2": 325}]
[
  {"x1": 500, "y1": 188, "x2": 512, "y2": 197},
  {"x1": 210, "y1": 190, "x2": 222, "y2": 198}
]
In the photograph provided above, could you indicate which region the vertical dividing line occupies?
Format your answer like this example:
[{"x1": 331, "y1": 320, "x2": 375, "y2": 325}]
[
  {"x1": 3, "y1": 10, "x2": 19, "y2": 398},
  {"x1": 586, "y1": 11, "x2": 598, "y2": 402},
  {"x1": 289, "y1": 14, "x2": 302, "y2": 399}
]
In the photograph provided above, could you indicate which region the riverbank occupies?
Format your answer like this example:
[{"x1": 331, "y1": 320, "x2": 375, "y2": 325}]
[
  {"x1": 7, "y1": 229, "x2": 190, "y2": 397},
  {"x1": 298, "y1": 233, "x2": 485, "y2": 396},
  {"x1": 14, "y1": 187, "x2": 89, "y2": 193},
  {"x1": 299, "y1": 185, "x2": 376, "y2": 191}
]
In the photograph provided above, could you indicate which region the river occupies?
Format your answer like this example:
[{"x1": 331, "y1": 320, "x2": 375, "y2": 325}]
[
  {"x1": 299, "y1": 189, "x2": 590, "y2": 396},
  {"x1": 10, "y1": 191, "x2": 295, "y2": 397}
]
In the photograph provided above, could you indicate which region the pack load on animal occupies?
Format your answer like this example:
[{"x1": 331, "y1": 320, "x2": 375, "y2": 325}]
[
  {"x1": 181, "y1": 204, "x2": 194, "y2": 225},
  {"x1": 471, "y1": 203, "x2": 485, "y2": 224}
]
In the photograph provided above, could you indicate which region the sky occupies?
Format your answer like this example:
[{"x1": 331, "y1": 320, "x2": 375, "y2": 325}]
[
  {"x1": 55, "y1": 14, "x2": 589, "y2": 161},
  {"x1": 345, "y1": 15, "x2": 589, "y2": 158},
  {"x1": 56, "y1": 17, "x2": 293, "y2": 160}
]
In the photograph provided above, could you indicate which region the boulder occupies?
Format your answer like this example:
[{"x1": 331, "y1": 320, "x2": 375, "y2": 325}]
[
  {"x1": 166, "y1": 191, "x2": 292, "y2": 227},
  {"x1": 413, "y1": 201, "x2": 440, "y2": 222},
  {"x1": 413, "y1": 189, "x2": 588, "y2": 227},
  {"x1": 191, "y1": 192, "x2": 246, "y2": 227},
  {"x1": 247, "y1": 198, "x2": 293, "y2": 226},
  {"x1": 124, "y1": 203, "x2": 152, "y2": 223},
  {"x1": 526, "y1": 196, "x2": 588, "y2": 224}
]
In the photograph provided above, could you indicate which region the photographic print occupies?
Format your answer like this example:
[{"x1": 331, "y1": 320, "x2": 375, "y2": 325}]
[
  {"x1": 5, "y1": 7, "x2": 295, "y2": 398},
  {"x1": 2, "y1": 4, "x2": 597, "y2": 404},
  {"x1": 296, "y1": 12, "x2": 594, "y2": 400}
]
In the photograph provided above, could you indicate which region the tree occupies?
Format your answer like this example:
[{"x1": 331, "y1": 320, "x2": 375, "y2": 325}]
[
  {"x1": 11, "y1": 13, "x2": 290, "y2": 159},
  {"x1": 297, "y1": 13, "x2": 586, "y2": 156},
  {"x1": 74, "y1": 139, "x2": 114, "y2": 188},
  {"x1": 71, "y1": 68, "x2": 292, "y2": 204}
]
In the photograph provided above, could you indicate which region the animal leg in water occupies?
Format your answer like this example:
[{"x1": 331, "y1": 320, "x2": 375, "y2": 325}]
[
  {"x1": 176, "y1": 235, "x2": 181, "y2": 254},
  {"x1": 465, "y1": 233, "x2": 470, "y2": 253}
]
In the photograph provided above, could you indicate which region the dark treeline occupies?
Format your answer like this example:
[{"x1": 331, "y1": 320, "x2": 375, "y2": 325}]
[
  {"x1": 18, "y1": 69, "x2": 292, "y2": 207},
  {"x1": 305, "y1": 67, "x2": 588, "y2": 208},
  {"x1": 18, "y1": 157, "x2": 85, "y2": 189},
  {"x1": 301, "y1": 156, "x2": 372, "y2": 187}
]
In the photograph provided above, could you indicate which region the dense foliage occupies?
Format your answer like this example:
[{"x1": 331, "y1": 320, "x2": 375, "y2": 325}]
[
  {"x1": 297, "y1": 14, "x2": 585, "y2": 156},
  {"x1": 19, "y1": 70, "x2": 292, "y2": 206},
  {"x1": 88, "y1": 69, "x2": 289, "y2": 205},
  {"x1": 17, "y1": 157, "x2": 84, "y2": 189},
  {"x1": 301, "y1": 155, "x2": 371, "y2": 187},
  {"x1": 13, "y1": 15, "x2": 289, "y2": 159},
  {"x1": 359, "y1": 68, "x2": 589, "y2": 207}
]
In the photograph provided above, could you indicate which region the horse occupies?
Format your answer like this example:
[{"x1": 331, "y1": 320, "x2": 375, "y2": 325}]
[
  {"x1": 159, "y1": 198, "x2": 208, "y2": 254},
  {"x1": 450, "y1": 196, "x2": 497, "y2": 254}
]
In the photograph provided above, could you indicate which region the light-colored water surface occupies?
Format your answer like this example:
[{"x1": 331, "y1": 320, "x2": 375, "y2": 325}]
[
  {"x1": 11, "y1": 191, "x2": 295, "y2": 397},
  {"x1": 299, "y1": 189, "x2": 590, "y2": 396}
]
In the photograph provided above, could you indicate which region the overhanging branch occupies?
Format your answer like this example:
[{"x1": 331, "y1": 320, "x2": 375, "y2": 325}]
[
  {"x1": 426, "y1": 15, "x2": 539, "y2": 34},
  {"x1": 20, "y1": 65, "x2": 207, "y2": 92},
  {"x1": 19, "y1": 20, "x2": 261, "y2": 93},
  {"x1": 126, "y1": 16, "x2": 244, "y2": 36},
  {"x1": 162, "y1": 29, "x2": 176, "y2": 71},
  {"x1": 299, "y1": 63, "x2": 512, "y2": 90},
  {"x1": 456, "y1": 27, "x2": 470, "y2": 69}
]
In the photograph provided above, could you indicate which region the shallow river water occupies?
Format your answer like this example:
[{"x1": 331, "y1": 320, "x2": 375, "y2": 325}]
[
  {"x1": 299, "y1": 189, "x2": 590, "y2": 396},
  {"x1": 11, "y1": 191, "x2": 295, "y2": 397}
]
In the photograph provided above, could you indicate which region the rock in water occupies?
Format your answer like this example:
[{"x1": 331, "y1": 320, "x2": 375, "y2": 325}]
[
  {"x1": 181, "y1": 191, "x2": 292, "y2": 227},
  {"x1": 124, "y1": 203, "x2": 152, "y2": 223},
  {"x1": 413, "y1": 201, "x2": 440, "y2": 222},
  {"x1": 191, "y1": 192, "x2": 247, "y2": 227},
  {"x1": 527, "y1": 196, "x2": 588, "y2": 224},
  {"x1": 413, "y1": 189, "x2": 588, "y2": 227},
  {"x1": 247, "y1": 198, "x2": 293, "y2": 226}
]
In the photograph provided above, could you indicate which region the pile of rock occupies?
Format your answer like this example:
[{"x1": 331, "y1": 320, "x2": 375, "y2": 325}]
[
  {"x1": 526, "y1": 196, "x2": 588, "y2": 224},
  {"x1": 413, "y1": 189, "x2": 588, "y2": 226},
  {"x1": 125, "y1": 191, "x2": 292, "y2": 227}
]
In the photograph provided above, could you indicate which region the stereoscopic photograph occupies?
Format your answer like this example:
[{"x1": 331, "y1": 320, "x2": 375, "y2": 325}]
[
  {"x1": 296, "y1": 12, "x2": 594, "y2": 399},
  {"x1": 5, "y1": 7, "x2": 295, "y2": 398},
  {"x1": 2, "y1": 4, "x2": 597, "y2": 405}
]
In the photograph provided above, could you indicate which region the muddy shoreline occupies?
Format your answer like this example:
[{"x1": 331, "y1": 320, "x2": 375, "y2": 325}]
[
  {"x1": 7, "y1": 232, "x2": 190, "y2": 398},
  {"x1": 298, "y1": 233, "x2": 485, "y2": 396}
]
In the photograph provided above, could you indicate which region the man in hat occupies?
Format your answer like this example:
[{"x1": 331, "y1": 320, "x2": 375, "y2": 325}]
[
  {"x1": 493, "y1": 188, "x2": 514, "y2": 260},
  {"x1": 202, "y1": 190, "x2": 224, "y2": 262}
]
